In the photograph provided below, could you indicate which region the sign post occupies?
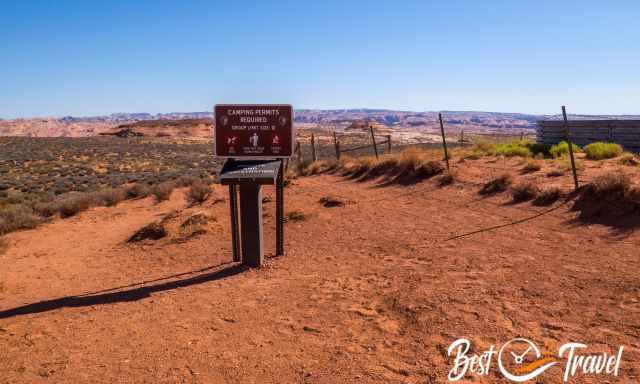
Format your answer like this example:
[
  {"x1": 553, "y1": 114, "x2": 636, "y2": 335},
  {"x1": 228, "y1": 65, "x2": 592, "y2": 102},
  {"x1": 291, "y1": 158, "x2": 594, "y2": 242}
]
[{"x1": 215, "y1": 105, "x2": 293, "y2": 268}]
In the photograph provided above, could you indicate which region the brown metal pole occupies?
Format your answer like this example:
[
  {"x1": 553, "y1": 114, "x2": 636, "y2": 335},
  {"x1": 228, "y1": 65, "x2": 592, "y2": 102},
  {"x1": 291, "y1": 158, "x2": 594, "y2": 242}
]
[
  {"x1": 438, "y1": 113, "x2": 450, "y2": 170},
  {"x1": 333, "y1": 131, "x2": 340, "y2": 160},
  {"x1": 229, "y1": 184, "x2": 240, "y2": 262},
  {"x1": 562, "y1": 106, "x2": 579, "y2": 191},
  {"x1": 369, "y1": 126, "x2": 379, "y2": 159},
  {"x1": 276, "y1": 160, "x2": 284, "y2": 256},
  {"x1": 386, "y1": 134, "x2": 391, "y2": 154}
]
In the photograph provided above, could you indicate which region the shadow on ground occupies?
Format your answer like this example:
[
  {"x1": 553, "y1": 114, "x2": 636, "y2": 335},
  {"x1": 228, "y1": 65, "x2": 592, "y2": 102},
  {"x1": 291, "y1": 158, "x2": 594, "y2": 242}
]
[{"x1": 0, "y1": 263, "x2": 246, "y2": 320}]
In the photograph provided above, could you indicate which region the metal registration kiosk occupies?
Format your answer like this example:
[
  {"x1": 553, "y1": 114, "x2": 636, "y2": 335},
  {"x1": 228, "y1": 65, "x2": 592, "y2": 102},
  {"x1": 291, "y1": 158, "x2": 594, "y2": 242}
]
[{"x1": 215, "y1": 105, "x2": 293, "y2": 268}]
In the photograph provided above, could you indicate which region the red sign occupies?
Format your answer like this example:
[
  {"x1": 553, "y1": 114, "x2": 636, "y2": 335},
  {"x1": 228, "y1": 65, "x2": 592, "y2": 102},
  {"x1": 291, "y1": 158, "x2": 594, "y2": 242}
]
[{"x1": 214, "y1": 104, "x2": 293, "y2": 158}]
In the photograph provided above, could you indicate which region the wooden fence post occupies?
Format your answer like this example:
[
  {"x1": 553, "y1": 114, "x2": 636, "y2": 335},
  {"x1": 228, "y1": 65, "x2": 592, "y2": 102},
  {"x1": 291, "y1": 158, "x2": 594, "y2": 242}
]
[
  {"x1": 438, "y1": 113, "x2": 450, "y2": 170},
  {"x1": 369, "y1": 126, "x2": 379, "y2": 159},
  {"x1": 562, "y1": 106, "x2": 579, "y2": 191},
  {"x1": 520, "y1": 131, "x2": 524, "y2": 141},
  {"x1": 386, "y1": 134, "x2": 391, "y2": 154},
  {"x1": 295, "y1": 140, "x2": 302, "y2": 163},
  {"x1": 310, "y1": 133, "x2": 317, "y2": 162},
  {"x1": 459, "y1": 130, "x2": 464, "y2": 144},
  {"x1": 333, "y1": 131, "x2": 340, "y2": 160}
]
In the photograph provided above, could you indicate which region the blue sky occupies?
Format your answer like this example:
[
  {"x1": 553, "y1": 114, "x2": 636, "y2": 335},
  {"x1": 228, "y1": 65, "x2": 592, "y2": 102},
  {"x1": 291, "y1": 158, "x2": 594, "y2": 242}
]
[{"x1": 1, "y1": 0, "x2": 639, "y2": 118}]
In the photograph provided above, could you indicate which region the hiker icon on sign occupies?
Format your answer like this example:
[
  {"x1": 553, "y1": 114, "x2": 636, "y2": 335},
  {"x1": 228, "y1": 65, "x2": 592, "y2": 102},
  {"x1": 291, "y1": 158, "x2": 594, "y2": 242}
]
[
  {"x1": 272, "y1": 135, "x2": 280, "y2": 145},
  {"x1": 250, "y1": 133, "x2": 259, "y2": 147}
]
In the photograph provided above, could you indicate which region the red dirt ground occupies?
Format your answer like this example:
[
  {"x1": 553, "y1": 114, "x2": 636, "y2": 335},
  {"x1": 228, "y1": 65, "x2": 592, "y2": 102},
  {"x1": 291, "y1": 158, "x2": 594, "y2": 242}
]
[{"x1": 0, "y1": 158, "x2": 639, "y2": 383}]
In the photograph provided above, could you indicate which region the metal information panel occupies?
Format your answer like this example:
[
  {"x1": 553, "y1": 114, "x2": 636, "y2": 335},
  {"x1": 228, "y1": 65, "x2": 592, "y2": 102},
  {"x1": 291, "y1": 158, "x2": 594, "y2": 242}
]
[
  {"x1": 219, "y1": 160, "x2": 281, "y2": 185},
  {"x1": 214, "y1": 104, "x2": 293, "y2": 158},
  {"x1": 216, "y1": 104, "x2": 291, "y2": 268}
]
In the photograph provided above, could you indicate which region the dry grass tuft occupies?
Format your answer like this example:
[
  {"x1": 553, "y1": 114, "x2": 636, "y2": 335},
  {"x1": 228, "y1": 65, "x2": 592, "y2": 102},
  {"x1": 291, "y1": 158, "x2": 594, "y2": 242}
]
[
  {"x1": 510, "y1": 181, "x2": 540, "y2": 202},
  {"x1": 479, "y1": 174, "x2": 513, "y2": 195},
  {"x1": 0, "y1": 204, "x2": 41, "y2": 234},
  {"x1": 126, "y1": 183, "x2": 150, "y2": 199},
  {"x1": 319, "y1": 195, "x2": 346, "y2": 207},
  {"x1": 618, "y1": 152, "x2": 639, "y2": 166},
  {"x1": 285, "y1": 210, "x2": 307, "y2": 222},
  {"x1": 546, "y1": 169, "x2": 565, "y2": 177},
  {"x1": 94, "y1": 188, "x2": 127, "y2": 207},
  {"x1": 582, "y1": 173, "x2": 631, "y2": 202},
  {"x1": 151, "y1": 182, "x2": 175, "y2": 203},
  {"x1": 521, "y1": 159, "x2": 542, "y2": 174},
  {"x1": 436, "y1": 170, "x2": 457, "y2": 186},
  {"x1": 533, "y1": 187, "x2": 562, "y2": 206},
  {"x1": 186, "y1": 181, "x2": 212, "y2": 205},
  {"x1": 128, "y1": 222, "x2": 167, "y2": 242},
  {"x1": 58, "y1": 194, "x2": 94, "y2": 218}
]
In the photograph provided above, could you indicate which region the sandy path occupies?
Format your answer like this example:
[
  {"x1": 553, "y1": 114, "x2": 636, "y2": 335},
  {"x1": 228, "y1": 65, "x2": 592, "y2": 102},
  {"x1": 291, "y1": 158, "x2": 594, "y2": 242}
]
[{"x1": 0, "y1": 173, "x2": 639, "y2": 383}]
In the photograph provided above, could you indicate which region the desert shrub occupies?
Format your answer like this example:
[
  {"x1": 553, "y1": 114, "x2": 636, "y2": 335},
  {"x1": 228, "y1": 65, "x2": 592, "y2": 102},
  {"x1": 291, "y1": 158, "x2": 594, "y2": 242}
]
[
  {"x1": 293, "y1": 159, "x2": 312, "y2": 176},
  {"x1": 546, "y1": 169, "x2": 565, "y2": 177},
  {"x1": 436, "y1": 170, "x2": 457, "y2": 186},
  {"x1": 479, "y1": 174, "x2": 513, "y2": 195},
  {"x1": 180, "y1": 213, "x2": 211, "y2": 228},
  {"x1": 365, "y1": 156, "x2": 399, "y2": 178},
  {"x1": 187, "y1": 181, "x2": 212, "y2": 204},
  {"x1": 416, "y1": 160, "x2": 444, "y2": 178},
  {"x1": 58, "y1": 195, "x2": 95, "y2": 218},
  {"x1": 175, "y1": 175, "x2": 198, "y2": 187},
  {"x1": 0, "y1": 204, "x2": 41, "y2": 234},
  {"x1": 533, "y1": 187, "x2": 562, "y2": 206},
  {"x1": 560, "y1": 158, "x2": 584, "y2": 172},
  {"x1": 583, "y1": 142, "x2": 623, "y2": 160},
  {"x1": 319, "y1": 195, "x2": 346, "y2": 208},
  {"x1": 94, "y1": 188, "x2": 126, "y2": 207},
  {"x1": 285, "y1": 210, "x2": 307, "y2": 222},
  {"x1": 495, "y1": 142, "x2": 532, "y2": 157},
  {"x1": 550, "y1": 141, "x2": 581, "y2": 158},
  {"x1": 126, "y1": 183, "x2": 150, "y2": 199},
  {"x1": 151, "y1": 182, "x2": 175, "y2": 203},
  {"x1": 618, "y1": 152, "x2": 639, "y2": 166},
  {"x1": 584, "y1": 172, "x2": 631, "y2": 202},
  {"x1": 510, "y1": 182, "x2": 540, "y2": 202},
  {"x1": 526, "y1": 143, "x2": 551, "y2": 157},
  {"x1": 305, "y1": 160, "x2": 338, "y2": 175},
  {"x1": 471, "y1": 141, "x2": 496, "y2": 156},
  {"x1": 33, "y1": 201, "x2": 61, "y2": 217},
  {"x1": 521, "y1": 159, "x2": 542, "y2": 173},
  {"x1": 397, "y1": 148, "x2": 423, "y2": 170},
  {"x1": 128, "y1": 222, "x2": 167, "y2": 242}
]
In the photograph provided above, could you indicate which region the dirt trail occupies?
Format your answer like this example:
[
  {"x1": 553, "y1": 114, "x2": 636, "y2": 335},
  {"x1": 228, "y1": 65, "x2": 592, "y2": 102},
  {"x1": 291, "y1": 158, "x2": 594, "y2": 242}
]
[{"x1": 0, "y1": 172, "x2": 639, "y2": 383}]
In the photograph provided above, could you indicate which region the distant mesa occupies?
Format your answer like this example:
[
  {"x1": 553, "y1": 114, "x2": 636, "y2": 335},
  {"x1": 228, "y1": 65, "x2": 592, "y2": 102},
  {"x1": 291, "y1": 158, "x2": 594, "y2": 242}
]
[{"x1": 100, "y1": 118, "x2": 214, "y2": 138}]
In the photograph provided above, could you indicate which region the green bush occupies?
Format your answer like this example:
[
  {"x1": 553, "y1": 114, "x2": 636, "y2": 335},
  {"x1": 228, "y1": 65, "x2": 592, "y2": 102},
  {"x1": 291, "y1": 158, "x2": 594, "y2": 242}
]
[
  {"x1": 471, "y1": 141, "x2": 496, "y2": 156},
  {"x1": 494, "y1": 142, "x2": 532, "y2": 157},
  {"x1": 550, "y1": 141, "x2": 581, "y2": 158},
  {"x1": 583, "y1": 142, "x2": 623, "y2": 160}
]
